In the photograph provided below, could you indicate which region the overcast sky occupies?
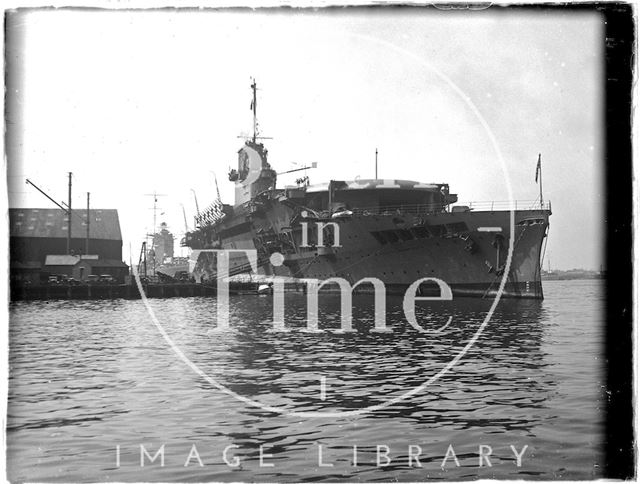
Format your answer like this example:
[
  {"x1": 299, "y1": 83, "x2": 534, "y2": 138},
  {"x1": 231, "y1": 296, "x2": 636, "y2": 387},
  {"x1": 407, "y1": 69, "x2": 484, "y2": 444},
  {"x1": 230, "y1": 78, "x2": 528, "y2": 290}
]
[{"x1": 6, "y1": 7, "x2": 604, "y2": 270}]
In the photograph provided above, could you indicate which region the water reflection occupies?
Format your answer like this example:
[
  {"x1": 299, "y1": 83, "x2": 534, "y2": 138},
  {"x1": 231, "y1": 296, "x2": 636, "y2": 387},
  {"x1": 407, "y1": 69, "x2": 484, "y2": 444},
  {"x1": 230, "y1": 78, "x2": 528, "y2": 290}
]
[
  {"x1": 164, "y1": 294, "x2": 553, "y2": 429},
  {"x1": 7, "y1": 282, "x2": 603, "y2": 482}
]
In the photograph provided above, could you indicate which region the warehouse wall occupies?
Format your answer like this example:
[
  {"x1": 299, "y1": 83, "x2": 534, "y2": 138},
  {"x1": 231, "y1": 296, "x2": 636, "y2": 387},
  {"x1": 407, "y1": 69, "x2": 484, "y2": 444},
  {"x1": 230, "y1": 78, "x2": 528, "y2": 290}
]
[{"x1": 10, "y1": 237, "x2": 123, "y2": 264}]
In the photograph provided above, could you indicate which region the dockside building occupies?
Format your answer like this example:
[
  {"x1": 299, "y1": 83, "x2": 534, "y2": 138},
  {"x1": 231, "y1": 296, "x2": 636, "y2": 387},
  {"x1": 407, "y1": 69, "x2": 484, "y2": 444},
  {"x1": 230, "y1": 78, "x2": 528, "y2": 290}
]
[{"x1": 9, "y1": 208, "x2": 128, "y2": 285}]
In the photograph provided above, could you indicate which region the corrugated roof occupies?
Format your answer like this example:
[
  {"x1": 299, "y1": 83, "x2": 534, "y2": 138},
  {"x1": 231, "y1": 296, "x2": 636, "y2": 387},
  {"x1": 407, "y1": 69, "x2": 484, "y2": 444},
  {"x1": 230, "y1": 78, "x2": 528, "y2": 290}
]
[
  {"x1": 9, "y1": 208, "x2": 122, "y2": 240},
  {"x1": 44, "y1": 255, "x2": 80, "y2": 266},
  {"x1": 80, "y1": 259, "x2": 128, "y2": 268}
]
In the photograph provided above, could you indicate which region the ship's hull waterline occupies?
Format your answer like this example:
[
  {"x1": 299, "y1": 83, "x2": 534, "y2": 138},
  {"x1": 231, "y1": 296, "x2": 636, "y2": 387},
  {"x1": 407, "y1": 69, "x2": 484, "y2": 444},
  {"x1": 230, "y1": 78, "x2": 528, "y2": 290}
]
[{"x1": 190, "y1": 208, "x2": 549, "y2": 300}]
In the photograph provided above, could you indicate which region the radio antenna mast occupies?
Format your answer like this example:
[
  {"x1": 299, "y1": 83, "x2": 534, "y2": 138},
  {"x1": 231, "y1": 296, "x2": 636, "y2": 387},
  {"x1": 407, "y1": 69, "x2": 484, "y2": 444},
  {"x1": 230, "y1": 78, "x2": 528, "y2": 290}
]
[
  {"x1": 251, "y1": 78, "x2": 258, "y2": 143},
  {"x1": 144, "y1": 191, "x2": 167, "y2": 276},
  {"x1": 238, "y1": 78, "x2": 272, "y2": 142}
]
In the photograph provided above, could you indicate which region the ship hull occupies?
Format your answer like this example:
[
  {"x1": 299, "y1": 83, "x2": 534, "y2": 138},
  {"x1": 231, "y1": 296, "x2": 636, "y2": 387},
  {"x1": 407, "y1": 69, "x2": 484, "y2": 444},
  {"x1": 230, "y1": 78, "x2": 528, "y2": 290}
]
[
  {"x1": 281, "y1": 209, "x2": 549, "y2": 299},
  {"x1": 190, "y1": 207, "x2": 550, "y2": 299}
]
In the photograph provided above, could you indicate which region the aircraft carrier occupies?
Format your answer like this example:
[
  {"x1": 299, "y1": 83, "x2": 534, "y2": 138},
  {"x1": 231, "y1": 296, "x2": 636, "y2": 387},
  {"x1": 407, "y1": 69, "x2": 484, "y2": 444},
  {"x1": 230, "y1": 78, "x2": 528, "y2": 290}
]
[{"x1": 185, "y1": 81, "x2": 551, "y2": 299}]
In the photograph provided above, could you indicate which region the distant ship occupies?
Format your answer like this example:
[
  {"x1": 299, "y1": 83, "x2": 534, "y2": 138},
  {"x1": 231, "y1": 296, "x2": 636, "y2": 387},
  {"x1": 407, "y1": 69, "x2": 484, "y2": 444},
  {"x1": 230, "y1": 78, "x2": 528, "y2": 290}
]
[{"x1": 184, "y1": 81, "x2": 551, "y2": 299}]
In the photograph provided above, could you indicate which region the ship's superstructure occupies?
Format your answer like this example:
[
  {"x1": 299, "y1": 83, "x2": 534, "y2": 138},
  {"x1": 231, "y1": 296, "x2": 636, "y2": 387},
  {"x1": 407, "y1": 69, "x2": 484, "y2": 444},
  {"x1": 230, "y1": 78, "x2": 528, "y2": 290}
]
[
  {"x1": 185, "y1": 81, "x2": 551, "y2": 298},
  {"x1": 149, "y1": 222, "x2": 175, "y2": 266}
]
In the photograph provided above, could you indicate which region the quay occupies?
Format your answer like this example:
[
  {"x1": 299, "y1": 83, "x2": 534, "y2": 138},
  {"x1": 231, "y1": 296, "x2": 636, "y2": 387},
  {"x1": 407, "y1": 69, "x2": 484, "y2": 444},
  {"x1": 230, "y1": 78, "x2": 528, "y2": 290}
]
[
  {"x1": 11, "y1": 282, "x2": 216, "y2": 301},
  {"x1": 10, "y1": 279, "x2": 309, "y2": 302}
]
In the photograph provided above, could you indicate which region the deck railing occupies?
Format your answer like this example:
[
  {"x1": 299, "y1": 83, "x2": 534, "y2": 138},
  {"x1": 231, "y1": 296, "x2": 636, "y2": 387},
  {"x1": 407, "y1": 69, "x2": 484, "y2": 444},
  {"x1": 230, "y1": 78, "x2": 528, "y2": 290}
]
[
  {"x1": 346, "y1": 200, "x2": 551, "y2": 217},
  {"x1": 462, "y1": 200, "x2": 552, "y2": 212}
]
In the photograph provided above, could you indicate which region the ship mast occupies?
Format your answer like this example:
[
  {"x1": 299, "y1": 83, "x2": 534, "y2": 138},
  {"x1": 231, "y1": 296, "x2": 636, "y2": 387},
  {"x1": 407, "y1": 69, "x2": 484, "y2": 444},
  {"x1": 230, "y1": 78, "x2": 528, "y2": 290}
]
[
  {"x1": 244, "y1": 78, "x2": 272, "y2": 144},
  {"x1": 251, "y1": 78, "x2": 258, "y2": 143}
]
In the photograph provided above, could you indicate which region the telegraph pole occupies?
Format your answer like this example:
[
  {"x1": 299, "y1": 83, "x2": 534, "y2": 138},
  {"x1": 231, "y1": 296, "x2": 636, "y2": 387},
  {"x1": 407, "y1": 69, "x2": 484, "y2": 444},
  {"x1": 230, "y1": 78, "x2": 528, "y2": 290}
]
[
  {"x1": 86, "y1": 192, "x2": 90, "y2": 255},
  {"x1": 67, "y1": 172, "x2": 72, "y2": 254},
  {"x1": 25, "y1": 176, "x2": 87, "y2": 256}
]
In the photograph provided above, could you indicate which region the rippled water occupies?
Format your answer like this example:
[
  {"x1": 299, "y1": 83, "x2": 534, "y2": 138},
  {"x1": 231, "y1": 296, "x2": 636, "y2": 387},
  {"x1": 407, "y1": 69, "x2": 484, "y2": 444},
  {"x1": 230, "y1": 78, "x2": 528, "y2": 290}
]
[{"x1": 8, "y1": 280, "x2": 605, "y2": 481}]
